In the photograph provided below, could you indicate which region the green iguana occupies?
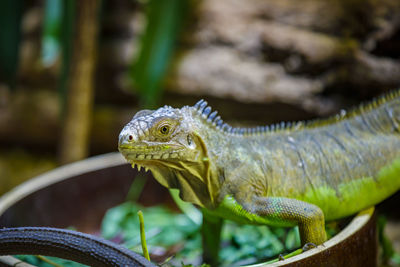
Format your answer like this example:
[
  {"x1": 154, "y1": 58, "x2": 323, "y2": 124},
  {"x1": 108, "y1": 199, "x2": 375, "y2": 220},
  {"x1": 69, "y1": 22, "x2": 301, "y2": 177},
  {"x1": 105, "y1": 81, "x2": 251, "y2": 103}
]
[{"x1": 118, "y1": 91, "x2": 400, "y2": 263}]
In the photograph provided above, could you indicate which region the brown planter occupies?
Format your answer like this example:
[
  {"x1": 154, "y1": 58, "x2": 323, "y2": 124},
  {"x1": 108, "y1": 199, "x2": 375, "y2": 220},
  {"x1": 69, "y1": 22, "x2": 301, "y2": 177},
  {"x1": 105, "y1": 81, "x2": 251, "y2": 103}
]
[{"x1": 0, "y1": 153, "x2": 377, "y2": 266}]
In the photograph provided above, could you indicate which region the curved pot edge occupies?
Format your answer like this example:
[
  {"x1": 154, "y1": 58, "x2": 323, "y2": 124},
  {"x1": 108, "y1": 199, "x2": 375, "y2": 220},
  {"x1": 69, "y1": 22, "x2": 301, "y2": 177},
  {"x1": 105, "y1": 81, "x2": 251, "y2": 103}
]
[{"x1": 0, "y1": 152, "x2": 126, "y2": 216}]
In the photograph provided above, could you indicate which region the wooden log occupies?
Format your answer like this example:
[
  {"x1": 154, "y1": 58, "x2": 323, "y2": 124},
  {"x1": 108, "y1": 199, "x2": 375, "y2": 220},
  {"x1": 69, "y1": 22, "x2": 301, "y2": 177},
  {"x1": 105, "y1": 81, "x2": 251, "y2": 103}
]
[
  {"x1": 59, "y1": 0, "x2": 101, "y2": 164},
  {"x1": 166, "y1": 0, "x2": 400, "y2": 108}
]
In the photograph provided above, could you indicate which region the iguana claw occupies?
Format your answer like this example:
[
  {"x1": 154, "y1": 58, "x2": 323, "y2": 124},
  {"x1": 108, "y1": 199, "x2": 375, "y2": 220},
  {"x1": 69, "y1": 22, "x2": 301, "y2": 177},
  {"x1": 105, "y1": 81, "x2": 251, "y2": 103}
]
[{"x1": 302, "y1": 242, "x2": 317, "y2": 251}]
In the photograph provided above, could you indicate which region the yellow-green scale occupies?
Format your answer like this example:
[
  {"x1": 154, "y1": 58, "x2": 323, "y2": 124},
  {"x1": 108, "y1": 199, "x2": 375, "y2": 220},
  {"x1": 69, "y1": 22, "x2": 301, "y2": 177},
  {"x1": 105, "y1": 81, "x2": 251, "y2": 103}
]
[
  {"x1": 300, "y1": 156, "x2": 400, "y2": 221},
  {"x1": 206, "y1": 156, "x2": 400, "y2": 226}
]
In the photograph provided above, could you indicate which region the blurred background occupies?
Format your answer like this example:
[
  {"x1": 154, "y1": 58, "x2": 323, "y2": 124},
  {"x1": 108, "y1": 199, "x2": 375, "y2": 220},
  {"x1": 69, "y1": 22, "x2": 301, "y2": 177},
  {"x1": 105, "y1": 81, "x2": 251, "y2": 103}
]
[{"x1": 0, "y1": 0, "x2": 399, "y2": 198}]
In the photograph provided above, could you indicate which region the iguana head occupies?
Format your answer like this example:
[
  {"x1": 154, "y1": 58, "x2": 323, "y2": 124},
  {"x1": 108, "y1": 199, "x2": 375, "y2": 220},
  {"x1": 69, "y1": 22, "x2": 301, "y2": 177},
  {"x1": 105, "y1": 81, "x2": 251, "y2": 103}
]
[
  {"x1": 118, "y1": 105, "x2": 200, "y2": 167},
  {"x1": 118, "y1": 100, "x2": 222, "y2": 207}
]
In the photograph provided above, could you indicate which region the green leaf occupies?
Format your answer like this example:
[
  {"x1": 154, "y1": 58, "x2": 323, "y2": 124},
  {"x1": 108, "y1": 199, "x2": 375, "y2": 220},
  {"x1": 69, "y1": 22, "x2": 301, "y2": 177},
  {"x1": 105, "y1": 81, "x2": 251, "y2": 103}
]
[
  {"x1": 0, "y1": 0, "x2": 23, "y2": 89},
  {"x1": 15, "y1": 255, "x2": 87, "y2": 267},
  {"x1": 41, "y1": 0, "x2": 63, "y2": 66},
  {"x1": 58, "y1": 0, "x2": 75, "y2": 111},
  {"x1": 284, "y1": 227, "x2": 300, "y2": 250},
  {"x1": 377, "y1": 215, "x2": 396, "y2": 263},
  {"x1": 130, "y1": 0, "x2": 188, "y2": 108},
  {"x1": 392, "y1": 253, "x2": 400, "y2": 265},
  {"x1": 101, "y1": 201, "x2": 139, "y2": 239}
]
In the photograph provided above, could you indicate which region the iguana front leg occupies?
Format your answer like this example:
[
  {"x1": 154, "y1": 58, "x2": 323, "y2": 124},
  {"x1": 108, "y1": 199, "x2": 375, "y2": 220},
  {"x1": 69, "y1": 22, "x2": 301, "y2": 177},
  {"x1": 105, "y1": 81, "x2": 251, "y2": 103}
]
[
  {"x1": 251, "y1": 196, "x2": 327, "y2": 246},
  {"x1": 225, "y1": 164, "x2": 327, "y2": 247}
]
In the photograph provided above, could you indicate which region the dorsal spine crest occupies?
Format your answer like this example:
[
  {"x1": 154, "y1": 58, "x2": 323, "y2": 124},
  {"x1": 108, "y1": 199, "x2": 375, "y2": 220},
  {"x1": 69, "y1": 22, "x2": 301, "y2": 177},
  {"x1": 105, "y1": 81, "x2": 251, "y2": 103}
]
[
  {"x1": 193, "y1": 99, "x2": 275, "y2": 136},
  {"x1": 192, "y1": 89, "x2": 400, "y2": 137}
]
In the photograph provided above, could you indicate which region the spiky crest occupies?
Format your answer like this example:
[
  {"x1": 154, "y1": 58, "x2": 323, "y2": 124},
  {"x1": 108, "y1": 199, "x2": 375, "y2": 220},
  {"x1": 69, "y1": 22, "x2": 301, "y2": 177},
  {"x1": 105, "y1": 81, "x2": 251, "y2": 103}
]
[
  {"x1": 303, "y1": 89, "x2": 400, "y2": 129},
  {"x1": 192, "y1": 99, "x2": 290, "y2": 136},
  {"x1": 192, "y1": 89, "x2": 400, "y2": 136}
]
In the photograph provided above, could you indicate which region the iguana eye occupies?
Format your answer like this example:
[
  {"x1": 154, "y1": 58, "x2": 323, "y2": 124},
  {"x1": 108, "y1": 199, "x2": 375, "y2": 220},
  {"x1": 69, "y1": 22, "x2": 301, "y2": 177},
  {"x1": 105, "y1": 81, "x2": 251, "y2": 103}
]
[
  {"x1": 153, "y1": 117, "x2": 177, "y2": 137},
  {"x1": 159, "y1": 125, "x2": 170, "y2": 135}
]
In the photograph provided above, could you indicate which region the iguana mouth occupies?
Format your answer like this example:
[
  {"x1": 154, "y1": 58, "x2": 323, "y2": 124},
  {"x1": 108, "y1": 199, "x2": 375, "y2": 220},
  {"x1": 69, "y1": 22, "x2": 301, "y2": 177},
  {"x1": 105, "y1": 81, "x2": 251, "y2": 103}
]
[
  {"x1": 120, "y1": 150, "x2": 182, "y2": 161},
  {"x1": 121, "y1": 151, "x2": 188, "y2": 173}
]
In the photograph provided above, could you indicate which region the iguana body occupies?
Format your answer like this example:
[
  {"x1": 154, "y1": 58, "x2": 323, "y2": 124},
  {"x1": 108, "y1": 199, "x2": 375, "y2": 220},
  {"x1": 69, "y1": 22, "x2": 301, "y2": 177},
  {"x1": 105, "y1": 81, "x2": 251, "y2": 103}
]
[{"x1": 118, "y1": 91, "x2": 400, "y2": 251}]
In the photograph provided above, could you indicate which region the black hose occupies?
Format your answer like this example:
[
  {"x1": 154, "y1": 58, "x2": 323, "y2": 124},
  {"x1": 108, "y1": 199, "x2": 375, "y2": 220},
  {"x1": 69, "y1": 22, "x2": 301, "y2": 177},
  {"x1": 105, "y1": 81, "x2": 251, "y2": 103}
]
[{"x1": 0, "y1": 227, "x2": 156, "y2": 267}]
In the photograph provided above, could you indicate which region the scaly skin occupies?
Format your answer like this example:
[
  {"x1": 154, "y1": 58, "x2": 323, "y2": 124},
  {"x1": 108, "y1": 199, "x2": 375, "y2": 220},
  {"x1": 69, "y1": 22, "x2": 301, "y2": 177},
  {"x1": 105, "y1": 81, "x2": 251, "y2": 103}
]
[{"x1": 118, "y1": 91, "x2": 400, "y2": 249}]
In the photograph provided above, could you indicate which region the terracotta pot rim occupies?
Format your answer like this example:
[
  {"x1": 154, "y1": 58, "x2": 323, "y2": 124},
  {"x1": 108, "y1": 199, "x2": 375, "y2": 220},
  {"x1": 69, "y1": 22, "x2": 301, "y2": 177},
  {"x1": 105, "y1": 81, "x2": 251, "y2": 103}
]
[{"x1": 0, "y1": 152, "x2": 125, "y2": 216}]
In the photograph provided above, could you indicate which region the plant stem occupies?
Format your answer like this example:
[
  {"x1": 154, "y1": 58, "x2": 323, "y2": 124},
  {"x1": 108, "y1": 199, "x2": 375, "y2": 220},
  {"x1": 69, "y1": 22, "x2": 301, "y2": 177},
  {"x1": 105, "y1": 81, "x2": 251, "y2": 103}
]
[
  {"x1": 137, "y1": 210, "x2": 151, "y2": 262},
  {"x1": 36, "y1": 255, "x2": 63, "y2": 267}
]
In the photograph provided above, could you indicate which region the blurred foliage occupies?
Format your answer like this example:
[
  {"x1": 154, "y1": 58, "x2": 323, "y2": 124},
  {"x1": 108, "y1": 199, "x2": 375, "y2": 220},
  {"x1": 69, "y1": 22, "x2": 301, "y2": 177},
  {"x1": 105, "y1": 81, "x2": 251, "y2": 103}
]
[
  {"x1": 58, "y1": 0, "x2": 75, "y2": 110},
  {"x1": 0, "y1": 0, "x2": 190, "y2": 106},
  {"x1": 41, "y1": 0, "x2": 62, "y2": 66},
  {"x1": 0, "y1": 0, "x2": 193, "y2": 193},
  {"x1": 100, "y1": 201, "x2": 303, "y2": 267},
  {"x1": 102, "y1": 202, "x2": 199, "y2": 252},
  {"x1": 0, "y1": 0, "x2": 23, "y2": 89},
  {"x1": 130, "y1": 0, "x2": 188, "y2": 108},
  {"x1": 378, "y1": 216, "x2": 400, "y2": 266},
  {"x1": 15, "y1": 255, "x2": 87, "y2": 267}
]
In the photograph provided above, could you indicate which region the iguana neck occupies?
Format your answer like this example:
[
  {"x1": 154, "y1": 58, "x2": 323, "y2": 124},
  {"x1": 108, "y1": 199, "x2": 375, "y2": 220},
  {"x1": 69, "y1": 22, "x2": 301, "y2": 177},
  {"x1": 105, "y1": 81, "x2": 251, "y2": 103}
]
[{"x1": 148, "y1": 109, "x2": 228, "y2": 208}]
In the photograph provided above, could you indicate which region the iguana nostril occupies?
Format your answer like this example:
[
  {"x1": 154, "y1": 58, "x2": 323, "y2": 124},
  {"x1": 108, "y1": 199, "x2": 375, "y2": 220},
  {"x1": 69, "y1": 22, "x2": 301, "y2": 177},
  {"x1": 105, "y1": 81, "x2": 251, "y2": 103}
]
[{"x1": 118, "y1": 132, "x2": 135, "y2": 146}]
